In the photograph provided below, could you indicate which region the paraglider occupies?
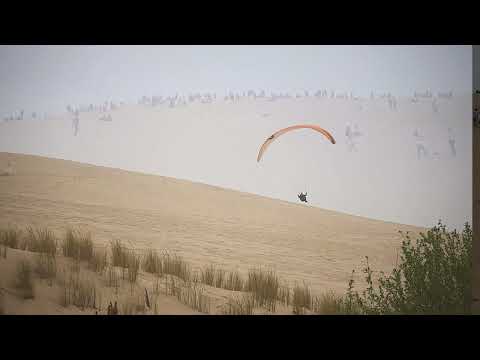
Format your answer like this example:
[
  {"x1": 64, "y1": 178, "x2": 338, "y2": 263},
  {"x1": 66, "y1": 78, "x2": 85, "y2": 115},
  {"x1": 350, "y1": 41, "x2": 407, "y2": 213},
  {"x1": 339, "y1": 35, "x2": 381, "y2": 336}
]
[
  {"x1": 256, "y1": 124, "x2": 336, "y2": 162},
  {"x1": 298, "y1": 192, "x2": 308, "y2": 203}
]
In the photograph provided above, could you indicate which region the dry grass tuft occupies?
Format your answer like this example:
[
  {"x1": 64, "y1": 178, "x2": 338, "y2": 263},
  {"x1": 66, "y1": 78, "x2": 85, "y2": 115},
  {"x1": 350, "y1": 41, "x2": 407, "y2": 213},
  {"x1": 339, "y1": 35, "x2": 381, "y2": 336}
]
[
  {"x1": 312, "y1": 291, "x2": 345, "y2": 315},
  {"x1": 62, "y1": 228, "x2": 93, "y2": 261},
  {"x1": 88, "y1": 249, "x2": 108, "y2": 274},
  {"x1": 1, "y1": 225, "x2": 23, "y2": 249},
  {"x1": 35, "y1": 252, "x2": 57, "y2": 284},
  {"x1": 277, "y1": 284, "x2": 291, "y2": 307},
  {"x1": 110, "y1": 240, "x2": 129, "y2": 268},
  {"x1": 177, "y1": 281, "x2": 211, "y2": 314},
  {"x1": 223, "y1": 271, "x2": 244, "y2": 291},
  {"x1": 162, "y1": 252, "x2": 190, "y2": 282},
  {"x1": 215, "y1": 269, "x2": 225, "y2": 288},
  {"x1": 121, "y1": 293, "x2": 147, "y2": 315},
  {"x1": 222, "y1": 293, "x2": 255, "y2": 315},
  {"x1": 200, "y1": 264, "x2": 216, "y2": 286},
  {"x1": 245, "y1": 268, "x2": 279, "y2": 312},
  {"x1": 25, "y1": 226, "x2": 57, "y2": 255},
  {"x1": 142, "y1": 249, "x2": 161, "y2": 274},
  {"x1": 14, "y1": 259, "x2": 35, "y2": 299},
  {"x1": 59, "y1": 271, "x2": 98, "y2": 310},
  {"x1": 0, "y1": 292, "x2": 5, "y2": 315},
  {"x1": 105, "y1": 266, "x2": 120, "y2": 293},
  {"x1": 292, "y1": 282, "x2": 312, "y2": 314}
]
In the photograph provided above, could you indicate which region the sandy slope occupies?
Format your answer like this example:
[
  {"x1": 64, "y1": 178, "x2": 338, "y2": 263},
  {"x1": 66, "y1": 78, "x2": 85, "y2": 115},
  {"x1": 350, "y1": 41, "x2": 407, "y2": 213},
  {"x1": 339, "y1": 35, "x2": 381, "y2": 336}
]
[{"x1": 0, "y1": 152, "x2": 424, "y2": 299}]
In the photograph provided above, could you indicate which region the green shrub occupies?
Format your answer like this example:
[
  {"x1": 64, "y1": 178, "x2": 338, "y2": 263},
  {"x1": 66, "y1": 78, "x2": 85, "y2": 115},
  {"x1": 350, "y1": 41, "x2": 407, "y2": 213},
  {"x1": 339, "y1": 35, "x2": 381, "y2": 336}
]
[{"x1": 345, "y1": 221, "x2": 473, "y2": 315}]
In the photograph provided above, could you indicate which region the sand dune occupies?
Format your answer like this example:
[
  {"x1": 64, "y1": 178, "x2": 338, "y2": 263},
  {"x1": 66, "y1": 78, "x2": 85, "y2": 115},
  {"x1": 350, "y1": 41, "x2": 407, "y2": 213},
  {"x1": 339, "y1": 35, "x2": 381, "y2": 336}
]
[{"x1": 0, "y1": 152, "x2": 424, "y2": 298}]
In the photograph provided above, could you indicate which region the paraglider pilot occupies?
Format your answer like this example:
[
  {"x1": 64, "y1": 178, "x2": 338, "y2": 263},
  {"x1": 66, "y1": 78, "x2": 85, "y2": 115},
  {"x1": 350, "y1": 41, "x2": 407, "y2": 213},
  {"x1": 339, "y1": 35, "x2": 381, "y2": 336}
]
[{"x1": 298, "y1": 192, "x2": 308, "y2": 203}]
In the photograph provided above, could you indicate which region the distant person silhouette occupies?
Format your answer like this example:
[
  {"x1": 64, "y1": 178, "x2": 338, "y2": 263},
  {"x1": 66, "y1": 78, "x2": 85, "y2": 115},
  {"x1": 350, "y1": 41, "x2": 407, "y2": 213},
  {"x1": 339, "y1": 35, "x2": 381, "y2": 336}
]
[
  {"x1": 414, "y1": 128, "x2": 428, "y2": 159},
  {"x1": 448, "y1": 128, "x2": 456, "y2": 157},
  {"x1": 72, "y1": 110, "x2": 80, "y2": 136},
  {"x1": 346, "y1": 122, "x2": 362, "y2": 152},
  {"x1": 432, "y1": 98, "x2": 439, "y2": 113}
]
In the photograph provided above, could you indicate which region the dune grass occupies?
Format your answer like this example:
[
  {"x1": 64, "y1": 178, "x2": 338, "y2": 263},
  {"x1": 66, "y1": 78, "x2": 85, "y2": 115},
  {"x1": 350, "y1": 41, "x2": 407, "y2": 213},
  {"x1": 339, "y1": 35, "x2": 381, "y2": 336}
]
[
  {"x1": 127, "y1": 252, "x2": 140, "y2": 287},
  {"x1": 277, "y1": 284, "x2": 291, "y2": 307},
  {"x1": 110, "y1": 239, "x2": 129, "y2": 268},
  {"x1": 222, "y1": 293, "x2": 255, "y2": 315},
  {"x1": 162, "y1": 252, "x2": 191, "y2": 282},
  {"x1": 223, "y1": 270, "x2": 244, "y2": 292},
  {"x1": 14, "y1": 259, "x2": 35, "y2": 299},
  {"x1": 176, "y1": 280, "x2": 211, "y2": 314},
  {"x1": 34, "y1": 252, "x2": 57, "y2": 285},
  {"x1": 0, "y1": 292, "x2": 4, "y2": 315},
  {"x1": 59, "y1": 271, "x2": 98, "y2": 310},
  {"x1": 24, "y1": 226, "x2": 57, "y2": 255},
  {"x1": 142, "y1": 249, "x2": 161, "y2": 274},
  {"x1": 312, "y1": 291, "x2": 345, "y2": 315},
  {"x1": 200, "y1": 264, "x2": 216, "y2": 286},
  {"x1": 105, "y1": 266, "x2": 120, "y2": 293},
  {"x1": 215, "y1": 269, "x2": 226, "y2": 288},
  {"x1": 62, "y1": 228, "x2": 93, "y2": 261},
  {"x1": 88, "y1": 249, "x2": 108, "y2": 274},
  {"x1": 245, "y1": 268, "x2": 279, "y2": 312},
  {"x1": 121, "y1": 294, "x2": 146, "y2": 315},
  {"x1": 1, "y1": 225, "x2": 23, "y2": 249},
  {"x1": 292, "y1": 282, "x2": 312, "y2": 314}
]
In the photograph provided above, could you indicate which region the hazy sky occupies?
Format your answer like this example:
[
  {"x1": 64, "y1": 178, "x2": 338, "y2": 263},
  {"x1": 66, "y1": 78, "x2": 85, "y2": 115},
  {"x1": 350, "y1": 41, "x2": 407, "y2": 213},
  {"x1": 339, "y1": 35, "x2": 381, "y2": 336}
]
[
  {"x1": 0, "y1": 45, "x2": 473, "y2": 116},
  {"x1": 0, "y1": 45, "x2": 473, "y2": 230}
]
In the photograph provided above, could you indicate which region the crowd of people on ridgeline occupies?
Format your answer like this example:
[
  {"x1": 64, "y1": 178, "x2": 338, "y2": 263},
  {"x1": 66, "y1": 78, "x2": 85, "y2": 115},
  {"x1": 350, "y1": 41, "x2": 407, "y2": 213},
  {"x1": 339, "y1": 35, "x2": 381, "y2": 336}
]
[{"x1": 1, "y1": 89, "x2": 462, "y2": 159}]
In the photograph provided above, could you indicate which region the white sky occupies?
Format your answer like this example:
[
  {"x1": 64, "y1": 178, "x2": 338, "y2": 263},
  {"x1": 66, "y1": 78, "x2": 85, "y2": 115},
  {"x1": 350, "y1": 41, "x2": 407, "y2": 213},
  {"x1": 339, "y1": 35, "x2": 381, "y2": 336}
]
[{"x1": 0, "y1": 45, "x2": 473, "y2": 116}]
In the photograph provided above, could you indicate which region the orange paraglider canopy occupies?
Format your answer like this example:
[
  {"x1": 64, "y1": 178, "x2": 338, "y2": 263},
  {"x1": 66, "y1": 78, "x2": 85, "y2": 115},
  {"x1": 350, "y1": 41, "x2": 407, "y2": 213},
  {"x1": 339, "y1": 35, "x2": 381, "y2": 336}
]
[{"x1": 257, "y1": 124, "x2": 336, "y2": 162}]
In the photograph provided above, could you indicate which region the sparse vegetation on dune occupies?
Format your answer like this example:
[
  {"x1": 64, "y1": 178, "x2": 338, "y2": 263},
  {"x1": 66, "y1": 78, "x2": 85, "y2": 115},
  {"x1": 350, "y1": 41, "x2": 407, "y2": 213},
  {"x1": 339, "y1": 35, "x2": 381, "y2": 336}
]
[
  {"x1": 105, "y1": 266, "x2": 120, "y2": 293},
  {"x1": 312, "y1": 291, "x2": 345, "y2": 315},
  {"x1": 292, "y1": 282, "x2": 312, "y2": 314},
  {"x1": 277, "y1": 284, "x2": 290, "y2": 307},
  {"x1": 200, "y1": 264, "x2": 216, "y2": 286},
  {"x1": 142, "y1": 249, "x2": 161, "y2": 274},
  {"x1": 35, "y1": 252, "x2": 57, "y2": 284},
  {"x1": 110, "y1": 239, "x2": 129, "y2": 268},
  {"x1": 14, "y1": 259, "x2": 35, "y2": 299},
  {"x1": 177, "y1": 281, "x2": 211, "y2": 314},
  {"x1": 0, "y1": 292, "x2": 5, "y2": 315},
  {"x1": 62, "y1": 228, "x2": 93, "y2": 261},
  {"x1": 341, "y1": 221, "x2": 473, "y2": 315},
  {"x1": 245, "y1": 268, "x2": 279, "y2": 312},
  {"x1": 127, "y1": 252, "x2": 140, "y2": 288},
  {"x1": 24, "y1": 226, "x2": 57, "y2": 255},
  {"x1": 222, "y1": 293, "x2": 255, "y2": 315},
  {"x1": 59, "y1": 270, "x2": 98, "y2": 310},
  {"x1": 121, "y1": 294, "x2": 146, "y2": 315},
  {"x1": 0, "y1": 225, "x2": 23, "y2": 249},
  {"x1": 223, "y1": 270, "x2": 244, "y2": 292},
  {"x1": 162, "y1": 252, "x2": 191, "y2": 282},
  {"x1": 88, "y1": 249, "x2": 108, "y2": 274},
  {"x1": 0, "y1": 220, "x2": 472, "y2": 315},
  {"x1": 215, "y1": 269, "x2": 225, "y2": 288}
]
